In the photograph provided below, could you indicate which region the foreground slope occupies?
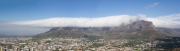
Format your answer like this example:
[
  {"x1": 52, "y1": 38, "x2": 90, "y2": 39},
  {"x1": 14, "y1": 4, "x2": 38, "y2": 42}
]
[{"x1": 34, "y1": 20, "x2": 168, "y2": 39}]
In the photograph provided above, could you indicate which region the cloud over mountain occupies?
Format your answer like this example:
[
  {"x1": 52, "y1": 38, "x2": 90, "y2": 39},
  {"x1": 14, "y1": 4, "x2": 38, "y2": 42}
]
[
  {"x1": 1, "y1": 14, "x2": 180, "y2": 35},
  {"x1": 4, "y1": 14, "x2": 180, "y2": 28},
  {"x1": 6, "y1": 15, "x2": 144, "y2": 27}
]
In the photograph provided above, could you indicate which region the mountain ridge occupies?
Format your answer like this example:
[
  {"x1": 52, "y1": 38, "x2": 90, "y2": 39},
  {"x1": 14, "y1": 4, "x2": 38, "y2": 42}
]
[{"x1": 34, "y1": 20, "x2": 169, "y2": 39}]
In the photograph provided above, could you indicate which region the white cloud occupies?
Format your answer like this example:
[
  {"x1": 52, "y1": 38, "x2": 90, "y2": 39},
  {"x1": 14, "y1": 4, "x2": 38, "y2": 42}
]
[
  {"x1": 156, "y1": 14, "x2": 180, "y2": 21},
  {"x1": 147, "y1": 18, "x2": 180, "y2": 28},
  {"x1": 146, "y1": 13, "x2": 180, "y2": 28},
  {"x1": 6, "y1": 15, "x2": 144, "y2": 27},
  {"x1": 146, "y1": 2, "x2": 159, "y2": 8},
  {"x1": 3, "y1": 14, "x2": 180, "y2": 28}
]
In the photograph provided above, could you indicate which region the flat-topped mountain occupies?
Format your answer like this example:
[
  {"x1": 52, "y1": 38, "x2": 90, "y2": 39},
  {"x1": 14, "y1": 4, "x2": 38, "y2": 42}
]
[{"x1": 34, "y1": 20, "x2": 168, "y2": 39}]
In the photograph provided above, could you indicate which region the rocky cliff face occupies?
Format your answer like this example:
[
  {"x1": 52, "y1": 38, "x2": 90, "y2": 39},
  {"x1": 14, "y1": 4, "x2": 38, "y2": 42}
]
[{"x1": 35, "y1": 20, "x2": 167, "y2": 39}]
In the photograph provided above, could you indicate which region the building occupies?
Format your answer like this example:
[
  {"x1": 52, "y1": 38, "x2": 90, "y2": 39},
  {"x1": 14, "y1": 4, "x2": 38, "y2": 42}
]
[{"x1": 0, "y1": 46, "x2": 3, "y2": 51}]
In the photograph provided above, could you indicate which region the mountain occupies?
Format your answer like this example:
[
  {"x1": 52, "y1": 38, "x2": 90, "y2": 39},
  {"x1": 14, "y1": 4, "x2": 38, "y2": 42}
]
[
  {"x1": 34, "y1": 20, "x2": 168, "y2": 39},
  {"x1": 157, "y1": 28, "x2": 180, "y2": 37}
]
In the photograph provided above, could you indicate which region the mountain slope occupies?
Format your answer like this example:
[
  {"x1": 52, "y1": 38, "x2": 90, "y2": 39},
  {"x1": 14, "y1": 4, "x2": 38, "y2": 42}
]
[
  {"x1": 34, "y1": 20, "x2": 168, "y2": 39},
  {"x1": 157, "y1": 28, "x2": 180, "y2": 37}
]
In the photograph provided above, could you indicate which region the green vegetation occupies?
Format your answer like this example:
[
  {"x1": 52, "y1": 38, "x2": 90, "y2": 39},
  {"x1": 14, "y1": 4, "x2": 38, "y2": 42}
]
[
  {"x1": 122, "y1": 40, "x2": 144, "y2": 47},
  {"x1": 45, "y1": 40, "x2": 51, "y2": 43},
  {"x1": 89, "y1": 43, "x2": 104, "y2": 48},
  {"x1": 34, "y1": 31, "x2": 86, "y2": 39},
  {"x1": 156, "y1": 37, "x2": 180, "y2": 50},
  {"x1": 62, "y1": 41, "x2": 71, "y2": 44},
  {"x1": 84, "y1": 35, "x2": 102, "y2": 40},
  {"x1": 31, "y1": 38, "x2": 40, "y2": 44}
]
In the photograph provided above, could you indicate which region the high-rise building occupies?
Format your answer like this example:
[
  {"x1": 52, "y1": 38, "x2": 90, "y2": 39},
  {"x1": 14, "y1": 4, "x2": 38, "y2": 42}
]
[{"x1": 0, "y1": 46, "x2": 3, "y2": 51}]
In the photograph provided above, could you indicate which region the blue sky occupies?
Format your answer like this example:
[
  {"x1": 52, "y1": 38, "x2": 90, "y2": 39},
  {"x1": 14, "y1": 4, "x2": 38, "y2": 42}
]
[{"x1": 1, "y1": 0, "x2": 180, "y2": 21}]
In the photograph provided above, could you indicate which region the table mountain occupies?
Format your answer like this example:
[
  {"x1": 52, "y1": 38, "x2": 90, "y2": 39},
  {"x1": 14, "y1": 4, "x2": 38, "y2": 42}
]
[{"x1": 34, "y1": 20, "x2": 168, "y2": 39}]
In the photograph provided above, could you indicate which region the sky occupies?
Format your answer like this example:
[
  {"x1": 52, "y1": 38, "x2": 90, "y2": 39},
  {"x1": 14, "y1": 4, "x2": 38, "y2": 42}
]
[{"x1": 0, "y1": 0, "x2": 180, "y2": 35}]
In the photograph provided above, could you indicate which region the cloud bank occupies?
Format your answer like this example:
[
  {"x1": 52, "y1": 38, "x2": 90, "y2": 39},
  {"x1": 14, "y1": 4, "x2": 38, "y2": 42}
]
[
  {"x1": 147, "y1": 14, "x2": 180, "y2": 28},
  {"x1": 4, "y1": 14, "x2": 180, "y2": 28},
  {"x1": 6, "y1": 15, "x2": 145, "y2": 27}
]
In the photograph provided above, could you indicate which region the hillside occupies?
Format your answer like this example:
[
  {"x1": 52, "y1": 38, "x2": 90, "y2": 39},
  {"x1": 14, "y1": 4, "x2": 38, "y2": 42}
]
[{"x1": 157, "y1": 28, "x2": 180, "y2": 37}]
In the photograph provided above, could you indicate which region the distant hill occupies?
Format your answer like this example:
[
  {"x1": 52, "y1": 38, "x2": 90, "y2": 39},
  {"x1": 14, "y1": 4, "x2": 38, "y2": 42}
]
[
  {"x1": 34, "y1": 20, "x2": 169, "y2": 40},
  {"x1": 0, "y1": 34, "x2": 26, "y2": 37}
]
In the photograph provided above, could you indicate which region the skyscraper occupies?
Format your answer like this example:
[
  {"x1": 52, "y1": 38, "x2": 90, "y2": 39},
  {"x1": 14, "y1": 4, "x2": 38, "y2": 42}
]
[{"x1": 0, "y1": 46, "x2": 3, "y2": 51}]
